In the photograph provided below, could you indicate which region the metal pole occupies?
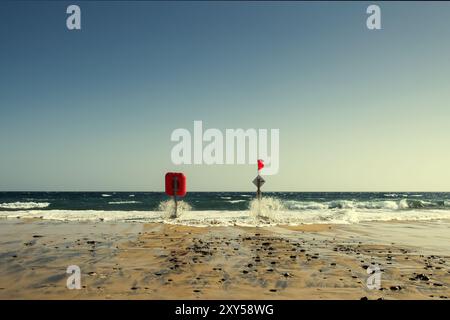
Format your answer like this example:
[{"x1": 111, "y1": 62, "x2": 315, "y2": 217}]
[
  {"x1": 172, "y1": 176, "x2": 178, "y2": 218},
  {"x1": 256, "y1": 181, "x2": 261, "y2": 200}
]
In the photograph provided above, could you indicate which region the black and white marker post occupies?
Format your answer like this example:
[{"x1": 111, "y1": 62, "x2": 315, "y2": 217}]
[
  {"x1": 252, "y1": 175, "x2": 265, "y2": 200},
  {"x1": 253, "y1": 160, "x2": 265, "y2": 216}
]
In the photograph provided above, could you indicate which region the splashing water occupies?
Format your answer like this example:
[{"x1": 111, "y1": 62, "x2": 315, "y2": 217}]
[
  {"x1": 249, "y1": 197, "x2": 285, "y2": 222},
  {"x1": 158, "y1": 200, "x2": 192, "y2": 218}
]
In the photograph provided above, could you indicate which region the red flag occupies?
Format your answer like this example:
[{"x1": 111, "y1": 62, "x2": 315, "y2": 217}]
[{"x1": 257, "y1": 159, "x2": 264, "y2": 171}]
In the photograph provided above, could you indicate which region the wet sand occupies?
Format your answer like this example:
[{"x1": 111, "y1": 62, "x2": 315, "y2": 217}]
[{"x1": 0, "y1": 219, "x2": 449, "y2": 299}]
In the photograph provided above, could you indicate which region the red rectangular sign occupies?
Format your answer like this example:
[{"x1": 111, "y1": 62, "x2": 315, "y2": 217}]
[{"x1": 165, "y1": 172, "x2": 186, "y2": 197}]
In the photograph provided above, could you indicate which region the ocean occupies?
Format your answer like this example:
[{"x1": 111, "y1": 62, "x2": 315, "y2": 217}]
[{"x1": 1, "y1": 192, "x2": 450, "y2": 226}]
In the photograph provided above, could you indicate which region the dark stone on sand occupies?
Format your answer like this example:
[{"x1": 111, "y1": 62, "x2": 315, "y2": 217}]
[
  {"x1": 193, "y1": 289, "x2": 201, "y2": 293},
  {"x1": 360, "y1": 297, "x2": 368, "y2": 300},
  {"x1": 410, "y1": 273, "x2": 429, "y2": 281},
  {"x1": 330, "y1": 263, "x2": 336, "y2": 266},
  {"x1": 267, "y1": 269, "x2": 274, "y2": 272},
  {"x1": 390, "y1": 286, "x2": 402, "y2": 291},
  {"x1": 269, "y1": 289, "x2": 277, "y2": 292},
  {"x1": 433, "y1": 283, "x2": 443, "y2": 287},
  {"x1": 248, "y1": 264, "x2": 253, "y2": 268},
  {"x1": 283, "y1": 272, "x2": 292, "y2": 278},
  {"x1": 32, "y1": 235, "x2": 43, "y2": 238},
  {"x1": 131, "y1": 287, "x2": 138, "y2": 290},
  {"x1": 362, "y1": 265, "x2": 369, "y2": 269},
  {"x1": 242, "y1": 270, "x2": 249, "y2": 274},
  {"x1": 290, "y1": 255, "x2": 296, "y2": 259}
]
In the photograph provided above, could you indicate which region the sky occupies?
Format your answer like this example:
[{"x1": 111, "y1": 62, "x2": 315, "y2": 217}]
[{"x1": 1, "y1": 1, "x2": 450, "y2": 191}]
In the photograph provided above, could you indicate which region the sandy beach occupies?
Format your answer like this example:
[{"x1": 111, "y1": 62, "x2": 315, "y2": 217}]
[{"x1": 0, "y1": 219, "x2": 448, "y2": 300}]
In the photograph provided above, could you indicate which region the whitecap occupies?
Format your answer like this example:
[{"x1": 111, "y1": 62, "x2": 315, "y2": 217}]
[
  {"x1": 0, "y1": 202, "x2": 50, "y2": 210},
  {"x1": 108, "y1": 201, "x2": 141, "y2": 205}
]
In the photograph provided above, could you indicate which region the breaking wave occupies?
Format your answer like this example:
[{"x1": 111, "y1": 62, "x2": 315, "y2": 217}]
[
  {"x1": 0, "y1": 202, "x2": 50, "y2": 210},
  {"x1": 1, "y1": 206, "x2": 450, "y2": 226},
  {"x1": 249, "y1": 197, "x2": 284, "y2": 221},
  {"x1": 284, "y1": 199, "x2": 448, "y2": 211},
  {"x1": 158, "y1": 200, "x2": 192, "y2": 219}
]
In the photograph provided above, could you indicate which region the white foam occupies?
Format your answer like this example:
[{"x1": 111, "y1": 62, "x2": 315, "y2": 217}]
[
  {"x1": 108, "y1": 201, "x2": 141, "y2": 205},
  {"x1": 285, "y1": 200, "x2": 328, "y2": 210},
  {"x1": 1, "y1": 207, "x2": 450, "y2": 226},
  {"x1": 0, "y1": 202, "x2": 50, "y2": 209},
  {"x1": 228, "y1": 200, "x2": 246, "y2": 203},
  {"x1": 384, "y1": 193, "x2": 398, "y2": 197},
  {"x1": 101, "y1": 194, "x2": 112, "y2": 197},
  {"x1": 0, "y1": 210, "x2": 161, "y2": 222}
]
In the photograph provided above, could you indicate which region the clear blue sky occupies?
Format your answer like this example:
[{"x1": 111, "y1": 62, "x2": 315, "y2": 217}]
[{"x1": 1, "y1": 1, "x2": 450, "y2": 191}]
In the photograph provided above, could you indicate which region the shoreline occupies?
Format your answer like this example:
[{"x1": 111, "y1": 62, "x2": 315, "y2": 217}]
[{"x1": 0, "y1": 219, "x2": 448, "y2": 299}]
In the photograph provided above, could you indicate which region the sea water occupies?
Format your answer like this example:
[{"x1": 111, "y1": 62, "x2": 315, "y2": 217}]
[{"x1": 0, "y1": 192, "x2": 450, "y2": 226}]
